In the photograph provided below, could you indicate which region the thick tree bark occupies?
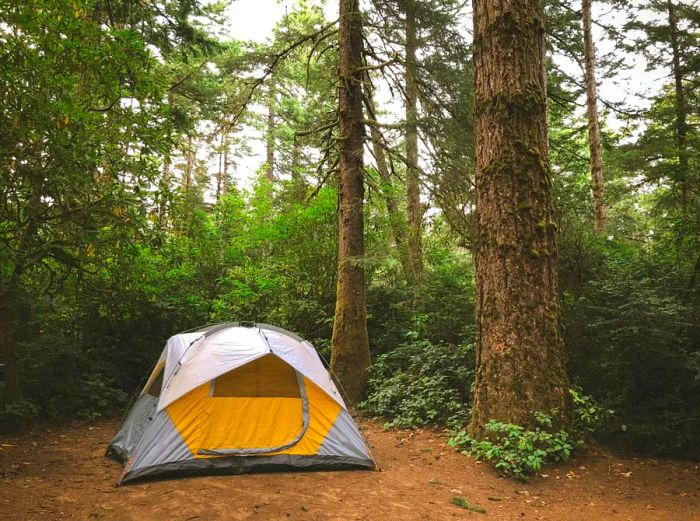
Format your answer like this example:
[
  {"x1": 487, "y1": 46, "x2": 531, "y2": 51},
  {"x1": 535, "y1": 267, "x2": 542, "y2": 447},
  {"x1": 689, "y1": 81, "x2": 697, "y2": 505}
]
[
  {"x1": 667, "y1": 0, "x2": 689, "y2": 203},
  {"x1": 365, "y1": 80, "x2": 410, "y2": 278},
  {"x1": 468, "y1": 0, "x2": 570, "y2": 437},
  {"x1": 331, "y1": 0, "x2": 371, "y2": 404},
  {"x1": 266, "y1": 82, "x2": 276, "y2": 182},
  {"x1": 404, "y1": 0, "x2": 424, "y2": 285},
  {"x1": 582, "y1": 0, "x2": 606, "y2": 232}
]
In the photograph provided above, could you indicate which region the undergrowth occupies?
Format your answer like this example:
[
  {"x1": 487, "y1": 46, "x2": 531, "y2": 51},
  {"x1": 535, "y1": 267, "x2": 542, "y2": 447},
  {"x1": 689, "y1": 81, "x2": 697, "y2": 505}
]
[
  {"x1": 359, "y1": 340, "x2": 474, "y2": 429},
  {"x1": 448, "y1": 389, "x2": 609, "y2": 481}
]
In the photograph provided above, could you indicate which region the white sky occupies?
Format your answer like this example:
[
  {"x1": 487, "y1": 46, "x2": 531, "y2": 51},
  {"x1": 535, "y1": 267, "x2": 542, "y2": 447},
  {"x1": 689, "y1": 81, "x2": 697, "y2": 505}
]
[{"x1": 197, "y1": 0, "x2": 667, "y2": 190}]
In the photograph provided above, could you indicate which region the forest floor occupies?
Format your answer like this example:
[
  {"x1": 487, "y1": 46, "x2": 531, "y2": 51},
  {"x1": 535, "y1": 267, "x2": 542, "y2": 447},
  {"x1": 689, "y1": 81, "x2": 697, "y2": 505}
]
[{"x1": 0, "y1": 418, "x2": 698, "y2": 521}]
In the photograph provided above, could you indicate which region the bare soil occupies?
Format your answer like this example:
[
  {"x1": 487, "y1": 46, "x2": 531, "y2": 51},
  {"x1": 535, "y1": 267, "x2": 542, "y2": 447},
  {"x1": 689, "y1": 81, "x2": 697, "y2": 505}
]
[{"x1": 1, "y1": 418, "x2": 698, "y2": 520}]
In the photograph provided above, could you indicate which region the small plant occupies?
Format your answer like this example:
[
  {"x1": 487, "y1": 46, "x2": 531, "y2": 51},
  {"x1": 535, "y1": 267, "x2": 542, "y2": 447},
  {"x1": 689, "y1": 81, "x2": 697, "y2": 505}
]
[
  {"x1": 451, "y1": 497, "x2": 486, "y2": 513},
  {"x1": 449, "y1": 412, "x2": 574, "y2": 481},
  {"x1": 570, "y1": 387, "x2": 611, "y2": 441}
]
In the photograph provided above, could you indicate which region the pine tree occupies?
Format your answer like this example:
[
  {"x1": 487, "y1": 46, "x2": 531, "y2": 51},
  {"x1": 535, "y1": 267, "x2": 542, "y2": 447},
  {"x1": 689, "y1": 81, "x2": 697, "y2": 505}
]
[
  {"x1": 330, "y1": 0, "x2": 371, "y2": 403},
  {"x1": 468, "y1": 0, "x2": 570, "y2": 436}
]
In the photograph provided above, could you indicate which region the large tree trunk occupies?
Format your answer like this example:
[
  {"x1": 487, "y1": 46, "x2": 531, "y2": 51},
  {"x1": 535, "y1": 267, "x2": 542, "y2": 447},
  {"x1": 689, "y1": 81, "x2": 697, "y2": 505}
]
[
  {"x1": 582, "y1": 0, "x2": 606, "y2": 232},
  {"x1": 266, "y1": 82, "x2": 276, "y2": 182},
  {"x1": 667, "y1": 0, "x2": 689, "y2": 204},
  {"x1": 404, "y1": 0, "x2": 424, "y2": 285},
  {"x1": 468, "y1": 0, "x2": 570, "y2": 437},
  {"x1": 365, "y1": 80, "x2": 411, "y2": 278},
  {"x1": 330, "y1": 0, "x2": 371, "y2": 404}
]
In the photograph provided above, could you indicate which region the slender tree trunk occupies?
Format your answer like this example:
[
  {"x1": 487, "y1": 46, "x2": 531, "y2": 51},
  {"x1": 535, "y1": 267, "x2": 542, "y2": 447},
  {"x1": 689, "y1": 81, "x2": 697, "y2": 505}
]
[
  {"x1": 159, "y1": 153, "x2": 171, "y2": 227},
  {"x1": 223, "y1": 136, "x2": 230, "y2": 193},
  {"x1": 183, "y1": 135, "x2": 193, "y2": 197},
  {"x1": 365, "y1": 80, "x2": 411, "y2": 277},
  {"x1": 404, "y1": 0, "x2": 424, "y2": 284},
  {"x1": 0, "y1": 284, "x2": 19, "y2": 404},
  {"x1": 216, "y1": 132, "x2": 224, "y2": 202},
  {"x1": 468, "y1": 0, "x2": 570, "y2": 437},
  {"x1": 1, "y1": 171, "x2": 42, "y2": 405},
  {"x1": 667, "y1": 0, "x2": 689, "y2": 203},
  {"x1": 291, "y1": 138, "x2": 302, "y2": 181},
  {"x1": 582, "y1": 0, "x2": 606, "y2": 232},
  {"x1": 331, "y1": 0, "x2": 371, "y2": 404},
  {"x1": 266, "y1": 82, "x2": 276, "y2": 182},
  {"x1": 179, "y1": 135, "x2": 194, "y2": 235}
]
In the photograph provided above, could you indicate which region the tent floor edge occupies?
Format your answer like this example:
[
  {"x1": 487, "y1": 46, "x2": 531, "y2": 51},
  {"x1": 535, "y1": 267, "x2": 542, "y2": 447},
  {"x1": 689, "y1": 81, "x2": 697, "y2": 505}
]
[{"x1": 119, "y1": 455, "x2": 375, "y2": 484}]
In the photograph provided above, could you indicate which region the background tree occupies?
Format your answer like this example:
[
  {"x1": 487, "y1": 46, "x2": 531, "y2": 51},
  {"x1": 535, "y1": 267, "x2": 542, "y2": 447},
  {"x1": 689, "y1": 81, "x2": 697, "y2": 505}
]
[
  {"x1": 330, "y1": 0, "x2": 371, "y2": 403},
  {"x1": 582, "y1": 0, "x2": 607, "y2": 231}
]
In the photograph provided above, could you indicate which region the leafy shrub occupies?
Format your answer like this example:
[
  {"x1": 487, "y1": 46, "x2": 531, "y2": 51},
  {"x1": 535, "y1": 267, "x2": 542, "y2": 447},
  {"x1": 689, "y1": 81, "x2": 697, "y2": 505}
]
[
  {"x1": 0, "y1": 397, "x2": 41, "y2": 426},
  {"x1": 359, "y1": 340, "x2": 474, "y2": 428},
  {"x1": 449, "y1": 412, "x2": 574, "y2": 481},
  {"x1": 74, "y1": 375, "x2": 130, "y2": 421},
  {"x1": 569, "y1": 386, "x2": 611, "y2": 438},
  {"x1": 449, "y1": 390, "x2": 606, "y2": 480},
  {"x1": 562, "y1": 241, "x2": 700, "y2": 458}
]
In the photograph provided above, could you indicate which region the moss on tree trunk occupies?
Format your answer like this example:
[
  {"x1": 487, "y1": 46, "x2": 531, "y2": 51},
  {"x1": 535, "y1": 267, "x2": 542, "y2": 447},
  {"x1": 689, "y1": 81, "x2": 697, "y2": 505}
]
[
  {"x1": 330, "y1": 0, "x2": 371, "y2": 405},
  {"x1": 468, "y1": 0, "x2": 570, "y2": 437}
]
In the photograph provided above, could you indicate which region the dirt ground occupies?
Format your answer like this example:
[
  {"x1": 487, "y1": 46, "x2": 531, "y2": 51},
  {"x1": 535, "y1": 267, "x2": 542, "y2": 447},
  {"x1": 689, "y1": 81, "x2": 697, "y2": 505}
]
[{"x1": 0, "y1": 418, "x2": 698, "y2": 521}]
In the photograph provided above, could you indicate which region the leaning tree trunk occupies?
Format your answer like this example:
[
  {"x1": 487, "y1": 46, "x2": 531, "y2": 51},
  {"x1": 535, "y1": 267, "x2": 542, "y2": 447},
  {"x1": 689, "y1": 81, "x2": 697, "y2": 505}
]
[
  {"x1": 404, "y1": 0, "x2": 424, "y2": 285},
  {"x1": 330, "y1": 0, "x2": 371, "y2": 404},
  {"x1": 582, "y1": 0, "x2": 606, "y2": 232},
  {"x1": 468, "y1": 0, "x2": 570, "y2": 437},
  {"x1": 667, "y1": 0, "x2": 689, "y2": 204}
]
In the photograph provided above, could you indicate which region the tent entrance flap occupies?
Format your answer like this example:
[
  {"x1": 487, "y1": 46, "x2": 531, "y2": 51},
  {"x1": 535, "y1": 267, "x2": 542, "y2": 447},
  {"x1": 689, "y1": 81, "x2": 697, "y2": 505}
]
[{"x1": 198, "y1": 354, "x2": 310, "y2": 456}]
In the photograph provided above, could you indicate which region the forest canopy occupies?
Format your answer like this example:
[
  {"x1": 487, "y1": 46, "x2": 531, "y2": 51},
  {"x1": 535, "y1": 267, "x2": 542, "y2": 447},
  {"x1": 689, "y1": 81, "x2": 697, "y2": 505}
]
[{"x1": 1, "y1": 0, "x2": 699, "y2": 462}]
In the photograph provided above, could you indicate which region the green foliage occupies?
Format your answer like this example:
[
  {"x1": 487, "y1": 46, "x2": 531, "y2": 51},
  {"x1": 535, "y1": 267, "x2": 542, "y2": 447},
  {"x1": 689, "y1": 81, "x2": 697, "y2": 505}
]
[
  {"x1": 449, "y1": 391, "x2": 606, "y2": 481},
  {"x1": 360, "y1": 340, "x2": 474, "y2": 429},
  {"x1": 449, "y1": 412, "x2": 574, "y2": 481},
  {"x1": 569, "y1": 387, "x2": 611, "y2": 438},
  {"x1": 562, "y1": 240, "x2": 700, "y2": 458},
  {"x1": 2, "y1": 398, "x2": 41, "y2": 424},
  {"x1": 0, "y1": 0, "x2": 698, "y2": 471}
]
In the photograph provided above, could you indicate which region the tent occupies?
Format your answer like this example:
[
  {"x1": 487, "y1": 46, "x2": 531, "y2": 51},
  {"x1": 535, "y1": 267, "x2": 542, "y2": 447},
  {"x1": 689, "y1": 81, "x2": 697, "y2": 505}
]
[{"x1": 107, "y1": 322, "x2": 375, "y2": 484}]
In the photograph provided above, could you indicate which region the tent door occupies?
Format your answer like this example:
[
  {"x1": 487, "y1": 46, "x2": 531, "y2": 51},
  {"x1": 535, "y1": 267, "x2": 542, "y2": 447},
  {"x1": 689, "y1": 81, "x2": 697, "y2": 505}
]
[{"x1": 197, "y1": 355, "x2": 309, "y2": 456}]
